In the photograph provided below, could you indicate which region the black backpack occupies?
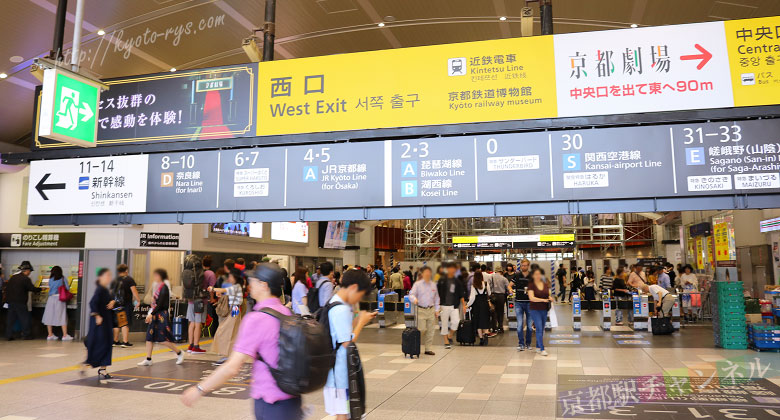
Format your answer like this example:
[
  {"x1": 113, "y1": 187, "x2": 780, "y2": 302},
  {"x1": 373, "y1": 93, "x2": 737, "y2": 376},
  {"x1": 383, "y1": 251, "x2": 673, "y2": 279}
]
[
  {"x1": 258, "y1": 301, "x2": 342, "y2": 395},
  {"x1": 111, "y1": 277, "x2": 125, "y2": 306},
  {"x1": 182, "y1": 254, "x2": 204, "y2": 300},
  {"x1": 307, "y1": 278, "x2": 327, "y2": 314}
]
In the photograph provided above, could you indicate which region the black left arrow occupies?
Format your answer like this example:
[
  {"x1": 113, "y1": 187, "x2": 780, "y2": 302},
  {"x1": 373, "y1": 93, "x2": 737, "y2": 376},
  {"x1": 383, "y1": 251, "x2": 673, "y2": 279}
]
[{"x1": 35, "y1": 173, "x2": 66, "y2": 200}]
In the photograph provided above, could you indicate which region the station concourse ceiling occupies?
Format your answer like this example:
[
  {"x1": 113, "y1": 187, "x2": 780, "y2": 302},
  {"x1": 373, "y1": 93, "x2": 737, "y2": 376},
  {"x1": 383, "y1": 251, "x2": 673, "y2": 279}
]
[{"x1": 2, "y1": 0, "x2": 779, "y2": 151}]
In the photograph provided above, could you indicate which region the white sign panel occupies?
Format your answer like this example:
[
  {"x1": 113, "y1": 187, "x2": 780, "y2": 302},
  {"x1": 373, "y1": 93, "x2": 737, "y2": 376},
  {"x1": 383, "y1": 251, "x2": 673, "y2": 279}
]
[
  {"x1": 27, "y1": 155, "x2": 149, "y2": 215},
  {"x1": 554, "y1": 21, "x2": 734, "y2": 117}
]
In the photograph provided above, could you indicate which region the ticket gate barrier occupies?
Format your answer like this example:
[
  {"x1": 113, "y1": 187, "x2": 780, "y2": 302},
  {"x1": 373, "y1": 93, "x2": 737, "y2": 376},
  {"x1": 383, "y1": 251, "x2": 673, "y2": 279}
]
[
  {"x1": 601, "y1": 290, "x2": 613, "y2": 331},
  {"x1": 507, "y1": 298, "x2": 517, "y2": 331},
  {"x1": 377, "y1": 292, "x2": 401, "y2": 328},
  {"x1": 633, "y1": 293, "x2": 649, "y2": 331},
  {"x1": 403, "y1": 295, "x2": 417, "y2": 328},
  {"x1": 572, "y1": 293, "x2": 582, "y2": 331},
  {"x1": 671, "y1": 294, "x2": 681, "y2": 330}
]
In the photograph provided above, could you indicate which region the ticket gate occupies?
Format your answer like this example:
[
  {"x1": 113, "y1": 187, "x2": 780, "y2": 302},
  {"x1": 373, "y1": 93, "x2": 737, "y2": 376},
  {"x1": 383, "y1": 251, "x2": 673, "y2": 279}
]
[
  {"x1": 601, "y1": 290, "x2": 613, "y2": 331},
  {"x1": 633, "y1": 293, "x2": 649, "y2": 331},
  {"x1": 671, "y1": 294, "x2": 681, "y2": 330},
  {"x1": 377, "y1": 293, "x2": 401, "y2": 327},
  {"x1": 507, "y1": 298, "x2": 517, "y2": 330},
  {"x1": 572, "y1": 293, "x2": 582, "y2": 331},
  {"x1": 403, "y1": 295, "x2": 417, "y2": 328}
]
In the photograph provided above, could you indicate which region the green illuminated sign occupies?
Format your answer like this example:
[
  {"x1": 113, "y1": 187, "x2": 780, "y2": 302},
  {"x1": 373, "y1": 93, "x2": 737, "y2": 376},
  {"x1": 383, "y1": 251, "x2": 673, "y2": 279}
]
[{"x1": 38, "y1": 68, "x2": 101, "y2": 148}]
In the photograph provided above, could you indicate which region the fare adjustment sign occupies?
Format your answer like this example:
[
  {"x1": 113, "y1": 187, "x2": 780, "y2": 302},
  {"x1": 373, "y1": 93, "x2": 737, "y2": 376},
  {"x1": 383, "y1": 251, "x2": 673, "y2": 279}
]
[{"x1": 38, "y1": 68, "x2": 101, "y2": 147}]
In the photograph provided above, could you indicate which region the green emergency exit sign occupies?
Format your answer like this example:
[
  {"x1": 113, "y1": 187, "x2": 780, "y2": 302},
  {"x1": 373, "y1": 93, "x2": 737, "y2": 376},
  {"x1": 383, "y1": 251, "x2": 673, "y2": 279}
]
[{"x1": 38, "y1": 68, "x2": 101, "y2": 148}]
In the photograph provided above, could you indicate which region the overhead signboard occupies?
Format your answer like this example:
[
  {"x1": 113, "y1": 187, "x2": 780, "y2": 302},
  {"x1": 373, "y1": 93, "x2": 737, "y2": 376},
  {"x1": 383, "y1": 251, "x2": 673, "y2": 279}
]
[
  {"x1": 553, "y1": 21, "x2": 734, "y2": 117},
  {"x1": 452, "y1": 234, "x2": 576, "y2": 249},
  {"x1": 257, "y1": 36, "x2": 557, "y2": 136},
  {"x1": 0, "y1": 232, "x2": 85, "y2": 248},
  {"x1": 35, "y1": 64, "x2": 258, "y2": 149},
  {"x1": 27, "y1": 155, "x2": 148, "y2": 215},
  {"x1": 38, "y1": 68, "x2": 101, "y2": 147},
  {"x1": 139, "y1": 232, "x2": 180, "y2": 248},
  {"x1": 26, "y1": 116, "x2": 780, "y2": 216},
  {"x1": 725, "y1": 16, "x2": 780, "y2": 107}
]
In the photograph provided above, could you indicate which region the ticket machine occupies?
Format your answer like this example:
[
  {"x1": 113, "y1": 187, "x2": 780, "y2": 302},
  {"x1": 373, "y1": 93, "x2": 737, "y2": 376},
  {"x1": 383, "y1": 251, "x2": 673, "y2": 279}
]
[
  {"x1": 403, "y1": 295, "x2": 417, "y2": 328},
  {"x1": 572, "y1": 293, "x2": 582, "y2": 331},
  {"x1": 601, "y1": 289, "x2": 612, "y2": 331},
  {"x1": 670, "y1": 294, "x2": 681, "y2": 330}
]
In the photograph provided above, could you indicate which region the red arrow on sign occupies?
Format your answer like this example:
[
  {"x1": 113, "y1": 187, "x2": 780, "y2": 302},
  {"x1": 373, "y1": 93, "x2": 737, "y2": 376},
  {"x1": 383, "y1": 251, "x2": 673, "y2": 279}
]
[{"x1": 680, "y1": 44, "x2": 713, "y2": 70}]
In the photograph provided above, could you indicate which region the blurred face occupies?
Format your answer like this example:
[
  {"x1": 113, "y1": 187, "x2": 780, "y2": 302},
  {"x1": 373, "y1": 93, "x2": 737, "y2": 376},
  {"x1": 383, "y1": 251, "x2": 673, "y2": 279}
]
[
  {"x1": 248, "y1": 278, "x2": 267, "y2": 301},
  {"x1": 520, "y1": 261, "x2": 530, "y2": 273},
  {"x1": 228, "y1": 274, "x2": 238, "y2": 284},
  {"x1": 343, "y1": 284, "x2": 366, "y2": 305},
  {"x1": 532, "y1": 270, "x2": 542, "y2": 283},
  {"x1": 684, "y1": 267, "x2": 692, "y2": 274},
  {"x1": 446, "y1": 266, "x2": 456, "y2": 277},
  {"x1": 152, "y1": 272, "x2": 162, "y2": 283},
  {"x1": 98, "y1": 272, "x2": 112, "y2": 287},
  {"x1": 507, "y1": 265, "x2": 514, "y2": 273},
  {"x1": 421, "y1": 269, "x2": 432, "y2": 281}
]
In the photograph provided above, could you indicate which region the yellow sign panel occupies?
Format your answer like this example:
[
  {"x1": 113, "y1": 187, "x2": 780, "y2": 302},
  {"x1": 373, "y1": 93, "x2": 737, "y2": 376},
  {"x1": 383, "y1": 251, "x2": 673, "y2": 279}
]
[
  {"x1": 257, "y1": 36, "x2": 557, "y2": 136},
  {"x1": 725, "y1": 16, "x2": 780, "y2": 106},
  {"x1": 453, "y1": 236, "x2": 479, "y2": 244},
  {"x1": 713, "y1": 222, "x2": 731, "y2": 262},
  {"x1": 539, "y1": 234, "x2": 575, "y2": 242}
]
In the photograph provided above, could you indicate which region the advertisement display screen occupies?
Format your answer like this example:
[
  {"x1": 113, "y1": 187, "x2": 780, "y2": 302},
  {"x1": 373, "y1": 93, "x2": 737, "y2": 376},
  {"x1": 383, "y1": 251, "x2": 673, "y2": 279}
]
[
  {"x1": 210, "y1": 222, "x2": 262, "y2": 238},
  {"x1": 323, "y1": 221, "x2": 350, "y2": 249},
  {"x1": 271, "y1": 222, "x2": 308, "y2": 243}
]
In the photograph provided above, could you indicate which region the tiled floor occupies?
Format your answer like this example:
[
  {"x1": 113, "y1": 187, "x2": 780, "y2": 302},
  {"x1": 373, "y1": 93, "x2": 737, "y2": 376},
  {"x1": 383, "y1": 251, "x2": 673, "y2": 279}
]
[{"x1": 0, "y1": 306, "x2": 778, "y2": 420}]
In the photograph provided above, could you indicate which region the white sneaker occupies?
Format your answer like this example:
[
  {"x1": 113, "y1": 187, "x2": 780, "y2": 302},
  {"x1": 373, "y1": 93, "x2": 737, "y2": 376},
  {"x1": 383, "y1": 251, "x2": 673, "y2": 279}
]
[
  {"x1": 516, "y1": 346, "x2": 524, "y2": 351},
  {"x1": 176, "y1": 352, "x2": 185, "y2": 365},
  {"x1": 61, "y1": 335, "x2": 74, "y2": 341},
  {"x1": 46, "y1": 335, "x2": 57, "y2": 340},
  {"x1": 535, "y1": 348, "x2": 541, "y2": 353},
  {"x1": 541, "y1": 350, "x2": 549, "y2": 356},
  {"x1": 137, "y1": 359, "x2": 153, "y2": 366}
]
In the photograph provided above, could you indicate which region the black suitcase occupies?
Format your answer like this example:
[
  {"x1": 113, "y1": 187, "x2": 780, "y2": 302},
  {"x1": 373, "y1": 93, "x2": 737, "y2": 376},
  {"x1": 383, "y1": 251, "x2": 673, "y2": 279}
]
[
  {"x1": 456, "y1": 319, "x2": 476, "y2": 345},
  {"x1": 651, "y1": 317, "x2": 674, "y2": 335},
  {"x1": 402, "y1": 327, "x2": 421, "y2": 358}
]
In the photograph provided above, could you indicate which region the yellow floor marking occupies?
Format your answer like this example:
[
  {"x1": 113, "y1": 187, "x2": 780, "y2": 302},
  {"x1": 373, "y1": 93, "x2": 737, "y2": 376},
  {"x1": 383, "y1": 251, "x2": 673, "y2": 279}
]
[{"x1": 0, "y1": 340, "x2": 212, "y2": 386}]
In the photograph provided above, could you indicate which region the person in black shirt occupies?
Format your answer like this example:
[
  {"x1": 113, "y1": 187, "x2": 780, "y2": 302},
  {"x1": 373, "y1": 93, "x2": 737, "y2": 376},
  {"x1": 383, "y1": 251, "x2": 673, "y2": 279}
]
[
  {"x1": 555, "y1": 264, "x2": 567, "y2": 303},
  {"x1": 509, "y1": 259, "x2": 534, "y2": 351},
  {"x1": 5, "y1": 261, "x2": 41, "y2": 340},
  {"x1": 436, "y1": 261, "x2": 466, "y2": 349},
  {"x1": 138, "y1": 269, "x2": 184, "y2": 366},
  {"x1": 112, "y1": 264, "x2": 140, "y2": 348}
]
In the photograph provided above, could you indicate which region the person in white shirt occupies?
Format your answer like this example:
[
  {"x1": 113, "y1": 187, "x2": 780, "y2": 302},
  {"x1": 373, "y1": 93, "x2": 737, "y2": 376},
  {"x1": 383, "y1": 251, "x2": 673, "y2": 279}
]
[
  {"x1": 628, "y1": 276, "x2": 675, "y2": 318},
  {"x1": 679, "y1": 265, "x2": 698, "y2": 291}
]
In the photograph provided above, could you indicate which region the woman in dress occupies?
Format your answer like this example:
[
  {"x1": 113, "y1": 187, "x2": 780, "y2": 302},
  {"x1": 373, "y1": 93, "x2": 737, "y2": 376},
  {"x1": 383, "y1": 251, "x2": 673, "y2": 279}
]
[
  {"x1": 528, "y1": 267, "x2": 552, "y2": 356},
  {"x1": 83, "y1": 268, "x2": 114, "y2": 378},
  {"x1": 42, "y1": 266, "x2": 73, "y2": 341},
  {"x1": 466, "y1": 271, "x2": 492, "y2": 346},
  {"x1": 209, "y1": 268, "x2": 245, "y2": 361},
  {"x1": 137, "y1": 268, "x2": 185, "y2": 366}
]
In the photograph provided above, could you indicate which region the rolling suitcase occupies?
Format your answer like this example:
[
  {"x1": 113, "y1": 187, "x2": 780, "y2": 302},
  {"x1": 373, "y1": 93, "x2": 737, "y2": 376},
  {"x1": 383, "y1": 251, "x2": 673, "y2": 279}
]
[
  {"x1": 456, "y1": 318, "x2": 476, "y2": 345},
  {"x1": 173, "y1": 315, "x2": 187, "y2": 342}
]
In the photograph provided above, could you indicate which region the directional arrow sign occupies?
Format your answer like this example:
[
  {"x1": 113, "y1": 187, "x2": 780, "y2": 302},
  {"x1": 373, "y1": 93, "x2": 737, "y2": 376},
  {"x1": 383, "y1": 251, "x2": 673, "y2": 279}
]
[
  {"x1": 34, "y1": 173, "x2": 66, "y2": 200},
  {"x1": 38, "y1": 68, "x2": 101, "y2": 148},
  {"x1": 680, "y1": 44, "x2": 713, "y2": 70}
]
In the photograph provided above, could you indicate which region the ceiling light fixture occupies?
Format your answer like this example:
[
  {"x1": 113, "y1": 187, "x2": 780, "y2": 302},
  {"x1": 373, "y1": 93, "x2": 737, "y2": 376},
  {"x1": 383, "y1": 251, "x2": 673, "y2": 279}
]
[
  {"x1": 170, "y1": 67, "x2": 177, "y2": 72},
  {"x1": 631, "y1": 24, "x2": 638, "y2": 28},
  {"x1": 97, "y1": 29, "x2": 106, "y2": 36},
  {"x1": 0, "y1": 73, "x2": 7, "y2": 79},
  {"x1": 499, "y1": 16, "x2": 507, "y2": 21},
  {"x1": 377, "y1": 22, "x2": 385, "y2": 27},
  {"x1": 9, "y1": 56, "x2": 23, "y2": 63}
]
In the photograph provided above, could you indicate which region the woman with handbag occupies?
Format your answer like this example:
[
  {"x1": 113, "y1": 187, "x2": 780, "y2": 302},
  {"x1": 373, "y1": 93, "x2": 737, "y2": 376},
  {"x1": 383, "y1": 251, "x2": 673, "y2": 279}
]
[
  {"x1": 42, "y1": 266, "x2": 73, "y2": 341},
  {"x1": 209, "y1": 269, "x2": 245, "y2": 363},
  {"x1": 82, "y1": 268, "x2": 115, "y2": 378},
  {"x1": 137, "y1": 268, "x2": 185, "y2": 366},
  {"x1": 466, "y1": 271, "x2": 492, "y2": 346}
]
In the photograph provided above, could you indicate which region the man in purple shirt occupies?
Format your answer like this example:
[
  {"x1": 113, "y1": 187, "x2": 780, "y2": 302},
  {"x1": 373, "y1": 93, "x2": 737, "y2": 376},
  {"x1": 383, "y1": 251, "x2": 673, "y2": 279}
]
[
  {"x1": 408, "y1": 266, "x2": 440, "y2": 355},
  {"x1": 181, "y1": 264, "x2": 302, "y2": 419}
]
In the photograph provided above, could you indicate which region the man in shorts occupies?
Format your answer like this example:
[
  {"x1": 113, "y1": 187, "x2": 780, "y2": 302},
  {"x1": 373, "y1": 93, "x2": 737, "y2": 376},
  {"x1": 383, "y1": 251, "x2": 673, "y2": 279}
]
[
  {"x1": 323, "y1": 269, "x2": 376, "y2": 419},
  {"x1": 436, "y1": 260, "x2": 466, "y2": 349}
]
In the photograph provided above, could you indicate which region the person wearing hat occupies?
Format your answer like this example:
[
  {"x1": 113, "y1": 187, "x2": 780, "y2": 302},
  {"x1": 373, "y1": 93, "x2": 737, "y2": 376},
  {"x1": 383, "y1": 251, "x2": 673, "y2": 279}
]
[
  {"x1": 181, "y1": 263, "x2": 304, "y2": 419},
  {"x1": 5, "y1": 261, "x2": 41, "y2": 340},
  {"x1": 437, "y1": 260, "x2": 466, "y2": 349}
]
